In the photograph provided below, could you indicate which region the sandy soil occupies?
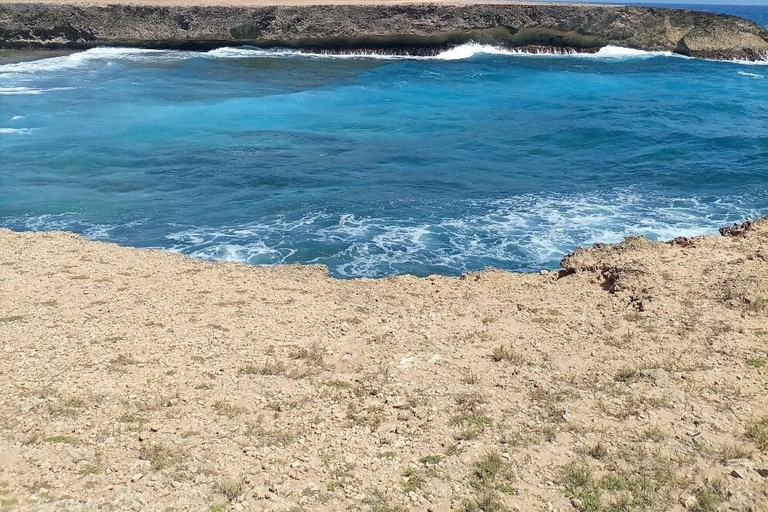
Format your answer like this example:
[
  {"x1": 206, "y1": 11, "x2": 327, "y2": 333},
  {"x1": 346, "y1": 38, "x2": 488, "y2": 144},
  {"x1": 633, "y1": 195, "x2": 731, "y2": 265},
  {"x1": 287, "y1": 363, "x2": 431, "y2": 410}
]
[{"x1": 0, "y1": 220, "x2": 767, "y2": 512}]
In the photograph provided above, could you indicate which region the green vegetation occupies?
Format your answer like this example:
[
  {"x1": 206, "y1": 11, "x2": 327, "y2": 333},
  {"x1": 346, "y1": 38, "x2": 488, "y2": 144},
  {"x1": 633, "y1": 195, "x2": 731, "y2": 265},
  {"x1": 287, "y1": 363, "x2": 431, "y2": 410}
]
[
  {"x1": 746, "y1": 416, "x2": 768, "y2": 451},
  {"x1": 139, "y1": 442, "x2": 182, "y2": 471}
]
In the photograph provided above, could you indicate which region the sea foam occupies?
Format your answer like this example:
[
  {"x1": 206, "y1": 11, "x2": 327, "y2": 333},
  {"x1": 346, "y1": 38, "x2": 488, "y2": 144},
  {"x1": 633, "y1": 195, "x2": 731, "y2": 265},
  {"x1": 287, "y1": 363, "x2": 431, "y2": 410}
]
[{"x1": 0, "y1": 43, "x2": 763, "y2": 77}]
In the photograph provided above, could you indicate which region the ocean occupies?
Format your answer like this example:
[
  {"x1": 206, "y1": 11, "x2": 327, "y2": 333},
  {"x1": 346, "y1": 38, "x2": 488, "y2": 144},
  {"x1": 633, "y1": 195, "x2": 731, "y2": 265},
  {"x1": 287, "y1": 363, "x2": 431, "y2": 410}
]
[{"x1": 1, "y1": 4, "x2": 766, "y2": 277}]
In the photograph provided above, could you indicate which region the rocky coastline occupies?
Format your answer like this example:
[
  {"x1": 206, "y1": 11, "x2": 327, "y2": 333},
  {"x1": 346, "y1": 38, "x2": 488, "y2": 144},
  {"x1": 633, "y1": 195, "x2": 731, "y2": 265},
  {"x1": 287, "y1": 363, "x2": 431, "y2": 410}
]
[{"x1": 1, "y1": 1, "x2": 767, "y2": 61}]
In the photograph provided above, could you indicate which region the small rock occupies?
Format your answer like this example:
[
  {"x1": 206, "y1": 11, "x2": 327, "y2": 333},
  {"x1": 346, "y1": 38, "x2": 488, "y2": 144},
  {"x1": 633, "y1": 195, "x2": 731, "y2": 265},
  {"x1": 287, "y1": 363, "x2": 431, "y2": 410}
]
[
  {"x1": 680, "y1": 494, "x2": 697, "y2": 509},
  {"x1": 131, "y1": 474, "x2": 143, "y2": 483},
  {"x1": 756, "y1": 468, "x2": 768, "y2": 478},
  {"x1": 729, "y1": 468, "x2": 747, "y2": 479},
  {"x1": 570, "y1": 497, "x2": 583, "y2": 509}
]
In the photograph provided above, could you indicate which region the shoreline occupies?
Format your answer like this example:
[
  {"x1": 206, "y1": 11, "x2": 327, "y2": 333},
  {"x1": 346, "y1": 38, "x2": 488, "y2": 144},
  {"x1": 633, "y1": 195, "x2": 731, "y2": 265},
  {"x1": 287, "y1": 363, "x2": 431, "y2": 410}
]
[
  {"x1": 1, "y1": 1, "x2": 767, "y2": 61},
  {"x1": 1, "y1": 218, "x2": 765, "y2": 280},
  {"x1": 1, "y1": 218, "x2": 767, "y2": 511}
]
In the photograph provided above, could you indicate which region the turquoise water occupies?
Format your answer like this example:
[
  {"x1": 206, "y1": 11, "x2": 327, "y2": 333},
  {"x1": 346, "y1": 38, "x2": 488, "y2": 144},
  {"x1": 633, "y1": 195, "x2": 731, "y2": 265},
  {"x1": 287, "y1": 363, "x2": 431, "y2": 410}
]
[{"x1": 1, "y1": 7, "x2": 767, "y2": 277}]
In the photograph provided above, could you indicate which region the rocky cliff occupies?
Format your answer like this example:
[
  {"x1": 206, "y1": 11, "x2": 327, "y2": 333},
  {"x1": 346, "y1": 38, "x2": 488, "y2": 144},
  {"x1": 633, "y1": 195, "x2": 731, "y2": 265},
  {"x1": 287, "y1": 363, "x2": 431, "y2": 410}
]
[{"x1": 1, "y1": 2, "x2": 767, "y2": 60}]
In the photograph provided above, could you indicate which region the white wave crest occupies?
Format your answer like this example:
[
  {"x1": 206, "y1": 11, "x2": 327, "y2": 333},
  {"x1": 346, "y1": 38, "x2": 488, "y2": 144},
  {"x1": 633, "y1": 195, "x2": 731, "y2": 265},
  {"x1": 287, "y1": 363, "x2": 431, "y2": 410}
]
[
  {"x1": 738, "y1": 71, "x2": 764, "y2": 78},
  {"x1": 0, "y1": 47, "x2": 187, "y2": 75},
  {"x1": 0, "y1": 128, "x2": 34, "y2": 134},
  {"x1": 203, "y1": 45, "x2": 412, "y2": 61},
  {"x1": 203, "y1": 43, "x2": 682, "y2": 62},
  {"x1": 1, "y1": 44, "x2": 766, "y2": 75},
  {"x1": 0, "y1": 86, "x2": 43, "y2": 95},
  {"x1": 5, "y1": 187, "x2": 764, "y2": 278}
]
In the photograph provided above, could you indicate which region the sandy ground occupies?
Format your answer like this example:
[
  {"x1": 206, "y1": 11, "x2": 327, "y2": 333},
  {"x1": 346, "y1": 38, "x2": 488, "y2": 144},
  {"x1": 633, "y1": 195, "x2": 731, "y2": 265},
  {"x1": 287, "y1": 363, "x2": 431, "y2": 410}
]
[
  {"x1": 0, "y1": 0, "x2": 605, "y2": 8},
  {"x1": 0, "y1": 220, "x2": 767, "y2": 512}
]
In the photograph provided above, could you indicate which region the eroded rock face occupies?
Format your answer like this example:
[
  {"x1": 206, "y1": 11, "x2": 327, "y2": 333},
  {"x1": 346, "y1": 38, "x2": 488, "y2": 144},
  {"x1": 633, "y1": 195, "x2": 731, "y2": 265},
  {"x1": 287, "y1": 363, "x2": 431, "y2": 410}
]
[{"x1": 0, "y1": 2, "x2": 767, "y2": 60}]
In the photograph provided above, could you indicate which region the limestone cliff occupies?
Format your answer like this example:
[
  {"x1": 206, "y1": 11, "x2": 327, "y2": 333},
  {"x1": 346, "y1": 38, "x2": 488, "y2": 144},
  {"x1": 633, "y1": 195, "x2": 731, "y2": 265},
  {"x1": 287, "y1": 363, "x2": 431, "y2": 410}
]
[{"x1": 1, "y1": 2, "x2": 767, "y2": 60}]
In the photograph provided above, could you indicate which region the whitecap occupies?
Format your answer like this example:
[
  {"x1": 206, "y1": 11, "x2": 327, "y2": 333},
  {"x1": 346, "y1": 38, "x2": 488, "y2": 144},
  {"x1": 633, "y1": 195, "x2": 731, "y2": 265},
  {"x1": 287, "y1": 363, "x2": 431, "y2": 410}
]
[
  {"x1": 0, "y1": 86, "x2": 43, "y2": 95},
  {"x1": 0, "y1": 128, "x2": 34, "y2": 134},
  {"x1": 738, "y1": 71, "x2": 764, "y2": 78},
  {"x1": 0, "y1": 47, "x2": 188, "y2": 76}
]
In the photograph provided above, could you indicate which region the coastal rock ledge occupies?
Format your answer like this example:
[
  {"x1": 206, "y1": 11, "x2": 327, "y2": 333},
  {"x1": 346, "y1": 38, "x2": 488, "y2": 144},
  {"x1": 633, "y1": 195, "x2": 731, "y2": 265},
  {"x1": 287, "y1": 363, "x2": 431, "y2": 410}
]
[{"x1": 1, "y1": 1, "x2": 767, "y2": 61}]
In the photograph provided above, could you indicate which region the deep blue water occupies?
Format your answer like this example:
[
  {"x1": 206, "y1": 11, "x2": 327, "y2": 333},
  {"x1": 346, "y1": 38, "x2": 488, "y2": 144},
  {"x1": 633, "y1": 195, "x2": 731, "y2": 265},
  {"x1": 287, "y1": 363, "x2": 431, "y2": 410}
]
[{"x1": 1, "y1": 6, "x2": 767, "y2": 277}]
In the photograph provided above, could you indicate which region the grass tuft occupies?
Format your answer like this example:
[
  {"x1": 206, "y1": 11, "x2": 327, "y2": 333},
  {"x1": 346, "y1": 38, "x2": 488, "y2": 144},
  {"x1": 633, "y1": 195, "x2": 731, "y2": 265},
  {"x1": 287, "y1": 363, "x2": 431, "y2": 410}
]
[
  {"x1": 213, "y1": 477, "x2": 246, "y2": 502},
  {"x1": 745, "y1": 416, "x2": 768, "y2": 451},
  {"x1": 491, "y1": 345, "x2": 523, "y2": 364},
  {"x1": 139, "y1": 442, "x2": 182, "y2": 471}
]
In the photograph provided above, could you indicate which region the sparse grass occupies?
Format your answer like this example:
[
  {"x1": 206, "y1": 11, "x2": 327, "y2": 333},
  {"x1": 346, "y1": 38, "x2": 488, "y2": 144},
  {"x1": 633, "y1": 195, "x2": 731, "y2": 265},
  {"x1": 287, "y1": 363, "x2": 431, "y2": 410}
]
[
  {"x1": 470, "y1": 451, "x2": 514, "y2": 493},
  {"x1": 239, "y1": 360, "x2": 286, "y2": 376},
  {"x1": 325, "y1": 379, "x2": 353, "y2": 389},
  {"x1": 0, "y1": 315, "x2": 23, "y2": 323},
  {"x1": 290, "y1": 343, "x2": 325, "y2": 367},
  {"x1": 715, "y1": 443, "x2": 752, "y2": 463},
  {"x1": 139, "y1": 442, "x2": 182, "y2": 471},
  {"x1": 353, "y1": 368, "x2": 390, "y2": 397},
  {"x1": 24, "y1": 480, "x2": 51, "y2": 494},
  {"x1": 692, "y1": 479, "x2": 726, "y2": 512},
  {"x1": 745, "y1": 416, "x2": 768, "y2": 451},
  {"x1": 563, "y1": 463, "x2": 600, "y2": 512},
  {"x1": 460, "y1": 490, "x2": 510, "y2": 512},
  {"x1": 595, "y1": 452, "x2": 678, "y2": 510},
  {"x1": 79, "y1": 463, "x2": 104, "y2": 475},
  {"x1": 451, "y1": 391, "x2": 492, "y2": 438},
  {"x1": 346, "y1": 403, "x2": 384, "y2": 431},
  {"x1": 587, "y1": 441, "x2": 609, "y2": 460},
  {"x1": 461, "y1": 369, "x2": 481, "y2": 385},
  {"x1": 44, "y1": 435, "x2": 80, "y2": 445},
  {"x1": 213, "y1": 477, "x2": 246, "y2": 502},
  {"x1": 362, "y1": 489, "x2": 407, "y2": 512},
  {"x1": 491, "y1": 345, "x2": 523, "y2": 364},
  {"x1": 48, "y1": 395, "x2": 92, "y2": 417},
  {"x1": 455, "y1": 391, "x2": 487, "y2": 413},
  {"x1": 445, "y1": 443, "x2": 466, "y2": 457},
  {"x1": 419, "y1": 455, "x2": 442, "y2": 465},
  {"x1": 401, "y1": 468, "x2": 426, "y2": 493},
  {"x1": 746, "y1": 358, "x2": 765, "y2": 369},
  {"x1": 450, "y1": 412, "x2": 493, "y2": 440},
  {"x1": 614, "y1": 368, "x2": 638, "y2": 383},
  {"x1": 244, "y1": 421, "x2": 295, "y2": 446},
  {"x1": 641, "y1": 425, "x2": 666, "y2": 443},
  {"x1": 117, "y1": 413, "x2": 148, "y2": 425},
  {"x1": 109, "y1": 354, "x2": 138, "y2": 371},
  {"x1": 212, "y1": 400, "x2": 245, "y2": 418}
]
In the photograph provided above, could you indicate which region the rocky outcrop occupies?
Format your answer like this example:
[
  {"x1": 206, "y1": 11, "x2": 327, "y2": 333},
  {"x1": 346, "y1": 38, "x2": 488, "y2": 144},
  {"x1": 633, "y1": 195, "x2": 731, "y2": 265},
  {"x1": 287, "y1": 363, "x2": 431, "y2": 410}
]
[{"x1": 1, "y1": 2, "x2": 767, "y2": 60}]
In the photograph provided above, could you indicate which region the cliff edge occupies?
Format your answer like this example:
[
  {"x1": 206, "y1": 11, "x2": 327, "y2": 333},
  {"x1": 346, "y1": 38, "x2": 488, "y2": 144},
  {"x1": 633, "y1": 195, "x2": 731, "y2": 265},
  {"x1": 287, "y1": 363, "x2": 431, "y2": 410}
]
[
  {"x1": 1, "y1": 219, "x2": 767, "y2": 510},
  {"x1": 1, "y1": 1, "x2": 767, "y2": 60}
]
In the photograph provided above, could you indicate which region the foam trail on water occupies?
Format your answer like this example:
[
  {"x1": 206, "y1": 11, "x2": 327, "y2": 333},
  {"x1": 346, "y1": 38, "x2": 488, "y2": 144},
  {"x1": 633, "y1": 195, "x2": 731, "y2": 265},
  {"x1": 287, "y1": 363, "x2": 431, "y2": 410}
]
[
  {"x1": 0, "y1": 128, "x2": 34, "y2": 134},
  {"x1": 0, "y1": 86, "x2": 43, "y2": 95}
]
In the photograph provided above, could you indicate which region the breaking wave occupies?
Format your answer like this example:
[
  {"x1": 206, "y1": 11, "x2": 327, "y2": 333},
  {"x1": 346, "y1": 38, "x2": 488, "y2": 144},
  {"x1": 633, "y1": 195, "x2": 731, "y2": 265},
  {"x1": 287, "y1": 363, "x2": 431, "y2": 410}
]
[
  {"x1": 1, "y1": 43, "x2": 763, "y2": 79},
  {"x1": 6, "y1": 190, "x2": 764, "y2": 278}
]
